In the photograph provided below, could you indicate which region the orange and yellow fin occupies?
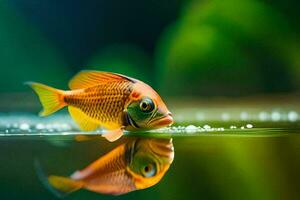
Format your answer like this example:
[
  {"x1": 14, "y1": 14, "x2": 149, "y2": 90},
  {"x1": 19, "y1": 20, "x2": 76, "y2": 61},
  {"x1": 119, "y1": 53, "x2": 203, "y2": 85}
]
[
  {"x1": 26, "y1": 82, "x2": 66, "y2": 116},
  {"x1": 34, "y1": 159, "x2": 82, "y2": 198},
  {"x1": 75, "y1": 135, "x2": 102, "y2": 142},
  {"x1": 68, "y1": 106, "x2": 99, "y2": 131},
  {"x1": 102, "y1": 128, "x2": 124, "y2": 142},
  {"x1": 48, "y1": 175, "x2": 83, "y2": 195},
  {"x1": 68, "y1": 70, "x2": 135, "y2": 90}
]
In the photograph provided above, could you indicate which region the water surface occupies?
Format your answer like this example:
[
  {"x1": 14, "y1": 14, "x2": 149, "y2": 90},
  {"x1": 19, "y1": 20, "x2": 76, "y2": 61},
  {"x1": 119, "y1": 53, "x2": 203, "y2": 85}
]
[{"x1": 0, "y1": 110, "x2": 299, "y2": 200}]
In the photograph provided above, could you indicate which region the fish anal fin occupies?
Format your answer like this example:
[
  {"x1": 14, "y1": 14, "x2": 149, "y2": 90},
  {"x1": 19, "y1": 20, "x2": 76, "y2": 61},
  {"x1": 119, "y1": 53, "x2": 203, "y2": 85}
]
[
  {"x1": 68, "y1": 106, "x2": 99, "y2": 131},
  {"x1": 68, "y1": 70, "x2": 136, "y2": 90},
  {"x1": 48, "y1": 175, "x2": 83, "y2": 195},
  {"x1": 102, "y1": 128, "x2": 124, "y2": 142}
]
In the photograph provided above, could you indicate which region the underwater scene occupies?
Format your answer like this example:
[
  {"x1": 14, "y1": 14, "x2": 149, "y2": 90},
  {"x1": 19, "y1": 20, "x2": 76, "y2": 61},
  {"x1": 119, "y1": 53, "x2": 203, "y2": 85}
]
[{"x1": 1, "y1": 0, "x2": 300, "y2": 200}]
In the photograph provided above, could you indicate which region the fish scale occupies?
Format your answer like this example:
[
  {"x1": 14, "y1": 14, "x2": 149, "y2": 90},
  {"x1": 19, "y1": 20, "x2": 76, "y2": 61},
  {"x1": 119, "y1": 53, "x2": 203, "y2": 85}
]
[{"x1": 65, "y1": 81, "x2": 133, "y2": 124}]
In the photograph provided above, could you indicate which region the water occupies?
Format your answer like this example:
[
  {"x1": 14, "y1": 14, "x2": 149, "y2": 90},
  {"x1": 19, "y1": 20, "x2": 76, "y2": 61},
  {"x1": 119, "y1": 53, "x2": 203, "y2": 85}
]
[{"x1": 0, "y1": 109, "x2": 300, "y2": 200}]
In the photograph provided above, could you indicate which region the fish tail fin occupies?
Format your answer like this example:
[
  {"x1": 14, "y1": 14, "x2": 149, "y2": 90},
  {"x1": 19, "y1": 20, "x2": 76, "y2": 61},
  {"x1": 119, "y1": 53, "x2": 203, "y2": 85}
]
[
  {"x1": 48, "y1": 176, "x2": 83, "y2": 196},
  {"x1": 34, "y1": 159, "x2": 83, "y2": 198},
  {"x1": 25, "y1": 82, "x2": 66, "y2": 116}
]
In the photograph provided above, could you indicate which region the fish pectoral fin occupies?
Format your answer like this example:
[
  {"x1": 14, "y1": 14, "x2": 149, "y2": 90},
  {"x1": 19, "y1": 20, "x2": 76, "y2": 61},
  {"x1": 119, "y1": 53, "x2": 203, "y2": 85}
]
[
  {"x1": 102, "y1": 128, "x2": 124, "y2": 142},
  {"x1": 68, "y1": 70, "x2": 136, "y2": 90},
  {"x1": 48, "y1": 175, "x2": 83, "y2": 196},
  {"x1": 68, "y1": 106, "x2": 99, "y2": 131}
]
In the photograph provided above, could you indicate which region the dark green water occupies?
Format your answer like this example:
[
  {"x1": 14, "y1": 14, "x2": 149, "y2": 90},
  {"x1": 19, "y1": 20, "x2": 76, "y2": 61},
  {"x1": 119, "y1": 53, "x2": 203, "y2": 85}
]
[{"x1": 0, "y1": 111, "x2": 300, "y2": 200}]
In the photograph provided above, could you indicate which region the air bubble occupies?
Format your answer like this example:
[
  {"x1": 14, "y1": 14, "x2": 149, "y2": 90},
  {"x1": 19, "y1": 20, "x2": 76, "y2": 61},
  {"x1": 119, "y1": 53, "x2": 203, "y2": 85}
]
[
  {"x1": 185, "y1": 125, "x2": 198, "y2": 133},
  {"x1": 271, "y1": 111, "x2": 281, "y2": 121},
  {"x1": 20, "y1": 123, "x2": 30, "y2": 130},
  {"x1": 36, "y1": 123, "x2": 45, "y2": 130},
  {"x1": 61, "y1": 123, "x2": 71, "y2": 130},
  {"x1": 246, "y1": 124, "x2": 253, "y2": 129},
  {"x1": 240, "y1": 112, "x2": 249, "y2": 120},
  {"x1": 203, "y1": 125, "x2": 211, "y2": 130},
  {"x1": 258, "y1": 112, "x2": 268, "y2": 121},
  {"x1": 221, "y1": 113, "x2": 230, "y2": 121},
  {"x1": 196, "y1": 112, "x2": 204, "y2": 120},
  {"x1": 288, "y1": 111, "x2": 298, "y2": 122}
]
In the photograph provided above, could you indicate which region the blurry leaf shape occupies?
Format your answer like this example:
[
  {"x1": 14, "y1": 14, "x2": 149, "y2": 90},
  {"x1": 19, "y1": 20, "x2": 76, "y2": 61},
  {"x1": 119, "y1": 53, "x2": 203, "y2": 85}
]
[
  {"x1": 182, "y1": 0, "x2": 300, "y2": 89},
  {"x1": 86, "y1": 44, "x2": 153, "y2": 85},
  {"x1": 156, "y1": 23, "x2": 262, "y2": 96},
  {"x1": 0, "y1": 1, "x2": 71, "y2": 92},
  {"x1": 156, "y1": 0, "x2": 300, "y2": 96}
]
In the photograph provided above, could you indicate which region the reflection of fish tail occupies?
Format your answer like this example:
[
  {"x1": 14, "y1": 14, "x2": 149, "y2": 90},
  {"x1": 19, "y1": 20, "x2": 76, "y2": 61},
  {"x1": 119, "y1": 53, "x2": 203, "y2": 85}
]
[
  {"x1": 34, "y1": 159, "x2": 83, "y2": 198},
  {"x1": 25, "y1": 82, "x2": 66, "y2": 116}
]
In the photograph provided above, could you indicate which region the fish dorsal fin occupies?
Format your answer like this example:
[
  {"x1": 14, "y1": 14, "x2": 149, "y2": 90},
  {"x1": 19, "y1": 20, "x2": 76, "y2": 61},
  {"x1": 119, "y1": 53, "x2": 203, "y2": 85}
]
[
  {"x1": 69, "y1": 70, "x2": 136, "y2": 90},
  {"x1": 68, "y1": 106, "x2": 99, "y2": 131}
]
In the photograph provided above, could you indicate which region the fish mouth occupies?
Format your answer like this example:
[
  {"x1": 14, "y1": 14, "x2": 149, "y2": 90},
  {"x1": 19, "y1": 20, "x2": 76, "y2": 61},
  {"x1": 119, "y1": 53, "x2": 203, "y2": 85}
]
[
  {"x1": 149, "y1": 138, "x2": 174, "y2": 161},
  {"x1": 150, "y1": 112, "x2": 173, "y2": 128}
]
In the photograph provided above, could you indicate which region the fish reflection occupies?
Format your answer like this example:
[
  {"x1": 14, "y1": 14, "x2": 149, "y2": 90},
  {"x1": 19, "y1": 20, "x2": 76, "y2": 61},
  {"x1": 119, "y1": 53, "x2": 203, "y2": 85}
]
[{"x1": 41, "y1": 137, "x2": 174, "y2": 196}]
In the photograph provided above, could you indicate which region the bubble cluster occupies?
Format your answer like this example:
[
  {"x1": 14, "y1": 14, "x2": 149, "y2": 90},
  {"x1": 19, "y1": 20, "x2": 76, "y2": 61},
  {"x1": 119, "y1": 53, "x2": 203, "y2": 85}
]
[
  {"x1": 152, "y1": 123, "x2": 255, "y2": 134},
  {"x1": 257, "y1": 110, "x2": 299, "y2": 122},
  {"x1": 174, "y1": 109, "x2": 299, "y2": 123},
  {"x1": 0, "y1": 109, "x2": 296, "y2": 138},
  {"x1": 0, "y1": 113, "x2": 75, "y2": 136}
]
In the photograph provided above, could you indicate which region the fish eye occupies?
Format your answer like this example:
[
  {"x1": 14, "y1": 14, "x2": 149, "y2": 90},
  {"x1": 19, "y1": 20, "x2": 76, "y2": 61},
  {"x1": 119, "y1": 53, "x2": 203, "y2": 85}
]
[
  {"x1": 141, "y1": 163, "x2": 157, "y2": 178},
  {"x1": 139, "y1": 98, "x2": 155, "y2": 113}
]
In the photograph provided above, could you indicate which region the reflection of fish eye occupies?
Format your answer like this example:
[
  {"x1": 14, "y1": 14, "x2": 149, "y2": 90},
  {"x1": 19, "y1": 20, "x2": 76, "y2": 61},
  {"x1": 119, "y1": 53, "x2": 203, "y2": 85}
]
[
  {"x1": 139, "y1": 98, "x2": 154, "y2": 113},
  {"x1": 141, "y1": 163, "x2": 157, "y2": 177}
]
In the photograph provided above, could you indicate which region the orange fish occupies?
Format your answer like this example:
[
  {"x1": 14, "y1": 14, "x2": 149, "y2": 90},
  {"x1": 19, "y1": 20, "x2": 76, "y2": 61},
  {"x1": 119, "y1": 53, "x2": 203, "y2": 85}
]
[
  {"x1": 26, "y1": 71, "x2": 173, "y2": 141},
  {"x1": 37, "y1": 138, "x2": 174, "y2": 196}
]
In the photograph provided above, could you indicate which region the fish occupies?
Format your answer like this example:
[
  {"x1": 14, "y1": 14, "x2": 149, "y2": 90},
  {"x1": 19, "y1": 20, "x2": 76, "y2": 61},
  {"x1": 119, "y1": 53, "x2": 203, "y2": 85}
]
[
  {"x1": 36, "y1": 138, "x2": 174, "y2": 196},
  {"x1": 26, "y1": 70, "x2": 173, "y2": 142}
]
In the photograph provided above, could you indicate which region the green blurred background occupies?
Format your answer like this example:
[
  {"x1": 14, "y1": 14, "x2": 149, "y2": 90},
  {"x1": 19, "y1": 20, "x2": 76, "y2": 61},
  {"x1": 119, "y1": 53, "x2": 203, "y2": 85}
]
[
  {"x1": 1, "y1": 0, "x2": 300, "y2": 97},
  {"x1": 1, "y1": 0, "x2": 300, "y2": 200}
]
